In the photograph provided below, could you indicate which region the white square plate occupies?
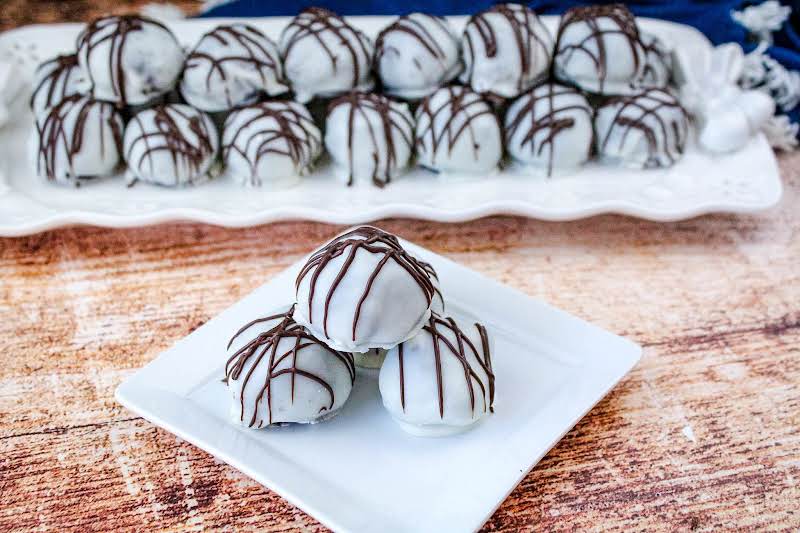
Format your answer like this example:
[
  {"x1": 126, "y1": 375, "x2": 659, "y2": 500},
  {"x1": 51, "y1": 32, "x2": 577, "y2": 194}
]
[
  {"x1": 0, "y1": 16, "x2": 783, "y2": 236},
  {"x1": 115, "y1": 238, "x2": 641, "y2": 532}
]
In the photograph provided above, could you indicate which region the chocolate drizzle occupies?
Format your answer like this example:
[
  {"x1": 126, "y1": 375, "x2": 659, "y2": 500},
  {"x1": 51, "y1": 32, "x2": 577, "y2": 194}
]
[
  {"x1": 77, "y1": 15, "x2": 176, "y2": 104},
  {"x1": 505, "y1": 83, "x2": 593, "y2": 176},
  {"x1": 415, "y1": 85, "x2": 499, "y2": 165},
  {"x1": 183, "y1": 24, "x2": 286, "y2": 108},
  {"x1": 397, "y1": 314, "x2": 494, "y2": 418},
  {"x1": 417, "y1": 258, "x2": 445, "y2": 311},
  {"x1": 463, "y1": 3, "x2": 551, "y2": 95},
  {"x1": 639, "y1": 32, "x2": 671, "y2": 88},
  {"x1": 125, "y1": 105, "x2": 216, "y2": 186},
  {"x1": 598, "y1": 88, "x2": 688, "y2": 168},
  {"x1": 296, "y1": 226, "x2": 437, "y2": 342},
  {"x1": 30, "y1": 54, "x2": 84, "y2": 112},
  {"x1": 223, "y1": 101, "x2": 320, "y2": 183},
  {"x1": 282, "y1": 7, "x2": 372, "y2": 89},
  {"x1": 224, "y1": 305, "x2": 355, "y2": 428},
  {"x1": 375, "y1": 14, "x2": 452, "y2": 69},
  {"x1": 554, "y1": 4, "x2": 644, "y2": 93},
  {"x1": 327, "y1": 92, "x2": 414, "y2": 187},
  {"x1": 35, "y1": 94, "x2": 122, "y2": 183}
]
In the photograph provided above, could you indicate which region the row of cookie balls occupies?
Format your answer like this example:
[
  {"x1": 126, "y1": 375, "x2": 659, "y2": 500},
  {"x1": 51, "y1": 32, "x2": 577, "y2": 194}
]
[
  {"x1": 31, "y1": 3, "x2": 671, "y2": 120},
  {"x1": 31, "y1": 80, "x2": 689, "y2": 187}
]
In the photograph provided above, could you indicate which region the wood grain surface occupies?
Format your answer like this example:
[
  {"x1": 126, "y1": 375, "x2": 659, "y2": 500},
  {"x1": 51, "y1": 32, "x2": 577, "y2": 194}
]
[
  {"x1": 2, "y1": 150, "x2": 798, "y2": 532},
  {"x1": 2, "y1": 3, "x2": 800, "y2": 532}
]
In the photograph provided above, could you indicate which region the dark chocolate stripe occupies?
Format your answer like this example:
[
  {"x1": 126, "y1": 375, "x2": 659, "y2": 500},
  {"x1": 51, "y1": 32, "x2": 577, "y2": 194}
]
[
  {"x1": 505, "y1": 83, "x2": 593, "y2": 176},
  {"x1": 77, "y1": 15, "x2": 177, "y2": 104},
  {"x1": 35, "y1": 95, "x2": 122, "y2": 183},
  {"x1": 282, "y1": 7, "x2": 371, "y2": 89},
  {"x1": 464, "y1": 3, "x2": 551, "y2": 94},
  {"x1": 402, "y1": 314, "x2": 495, "y2": 419},
  {"x1": 183, "y1": 24, "x2": 285, "y2": 108},
  {"x1": 30, "y1": 54, "x2": 82, "y2": 111},
  {"x1": 224, "y1": 304, "x2": 355, "y2": 427},
  {"x1": 327, "y1": 92, "x2": 414, "y2": 187},
  {"x1": 125, "y1": 105, "x2": 215, "y2": 185},
  {"x1": 222, "y1": 102, "x2": 320, "y2": 181},
  {"x1": 598, "y1": 88, "x2": 688, "y2": 168},
  {"x1": 375, "y1": 13, "x2": 451, "y2": 70},
  {"x1": 296, "y1": 226, "x2": 437, "y2": 342},
  {"x1": 416, "y1": 86, "x2": 498, "y2": 164},
  {"x1": 554, "y1": 3, "x2": 643, "y2": 93}
]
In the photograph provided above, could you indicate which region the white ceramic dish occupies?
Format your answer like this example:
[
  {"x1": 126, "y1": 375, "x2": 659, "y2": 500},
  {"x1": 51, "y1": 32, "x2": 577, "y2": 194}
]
[
  {"x1": 116, "y1": 237, "x2": 641, "y2": 532},
  {"x1": 0, "y1": 16, "x2": 782, "y2": 236}
]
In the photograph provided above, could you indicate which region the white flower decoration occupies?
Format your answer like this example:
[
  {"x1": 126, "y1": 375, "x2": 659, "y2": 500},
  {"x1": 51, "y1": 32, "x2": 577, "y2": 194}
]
[
  {"x1": 763, "y1": 114, "x2": 799, "y2": 151},
  {"x1": 741, "y1": 41, "x2": 800, "y2": 111},
  {"x1": 732, "y1": 0, "x2": 791, "y2": 44}
]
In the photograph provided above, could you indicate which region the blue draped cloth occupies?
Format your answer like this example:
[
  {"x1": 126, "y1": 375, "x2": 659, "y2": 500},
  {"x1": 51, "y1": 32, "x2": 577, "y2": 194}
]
[{"x1": 200, "y1": 0, "x2": 800, "y2": 129}]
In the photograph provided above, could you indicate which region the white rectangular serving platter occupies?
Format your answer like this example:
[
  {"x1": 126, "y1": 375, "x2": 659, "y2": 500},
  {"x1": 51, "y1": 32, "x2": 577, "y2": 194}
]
[
  {"x1": 116, "y1": 237, "x2": 641, "y2": 533},
  {"x1": 0, "y1": 16, "x2": 782, "y2": 236}
]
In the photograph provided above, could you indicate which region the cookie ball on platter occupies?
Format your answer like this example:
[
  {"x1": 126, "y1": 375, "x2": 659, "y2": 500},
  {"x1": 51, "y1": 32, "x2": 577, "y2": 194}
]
[
  {"x1": 639, "y1": 31, "x2": 672, "y2": 88},
  {"x1": 224, "y1": 305, "x2": 356, "y2": 428},
  {"x1": 379, "y1": 313, "x2": 495, "y2": 437},
  {"x1": 180, "y1": 24, "x2": 288, "y2": 112},
  {"x1": 375, "y1": 13, "x2": 462, "y2": 100},
  {"x1": 415, "y1": 85, "x2": 502, "y2": 175},
  {"x1": 324, "y1": 92, "x2": 414, "y2": 187},
  {"x1": 294, "y1": 226, "x2": 439, "y2": 353},
  {"x1": 352, "y1": 260, "x2": 444, "y2": 369},
  {"x1": 553, "y1": 4, "x2": 646, "y2": 95},
  {"x1": 280, "y1": 7, "x2": 374, "y2": 103},
  {"x1": 595, "y1": 88, "x2": 689, "y2": 169},
  {"x1": 460, "y1": 4, "x2": 553, "y2": 98},
  {"x1": 124, "y1": 104, "x2": 219, "y2": 186},
  {"x1": 222, "y1": 101, "x2": 322, "y2": 187},
  {"x1": 30, "y1": 95, "x2": 123, "y2": 186},
  {"x1": 504, "y1": 83, "x2": 594, "y2": 176},
  {"x1": 30, "y1": 54, "x2": 88, "y2": 115},
  {"x1": 76, "y1": 15, "x2": 185, "y2": 106}
]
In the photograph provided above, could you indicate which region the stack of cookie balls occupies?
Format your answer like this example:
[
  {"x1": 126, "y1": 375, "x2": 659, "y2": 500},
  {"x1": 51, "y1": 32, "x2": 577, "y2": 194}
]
[
  {"x1": 29, "y1": 4, "x2": 689, "y2": 188},
  {"x1": 224, "y1": 226, "x2": 495, "y2": 437}
]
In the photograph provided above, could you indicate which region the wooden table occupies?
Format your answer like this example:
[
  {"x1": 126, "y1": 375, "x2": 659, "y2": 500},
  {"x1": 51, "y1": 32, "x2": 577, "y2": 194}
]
[
  {"x1": 3, "y1": 4, "x2": 800, "y2": 532},
  {"x1": 2, "y1": 150, "x2": 798, "y2": 531}
]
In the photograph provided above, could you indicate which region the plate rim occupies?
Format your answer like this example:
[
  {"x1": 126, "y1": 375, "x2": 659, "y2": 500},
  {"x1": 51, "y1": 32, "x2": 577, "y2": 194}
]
[{"x1": 0, "y1": 185, "x2": 784, "y2": 237}]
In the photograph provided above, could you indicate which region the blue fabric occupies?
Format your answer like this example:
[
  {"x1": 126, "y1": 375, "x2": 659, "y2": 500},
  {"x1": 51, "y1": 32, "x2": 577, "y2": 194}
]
[{"x1": 201, "y1": 0, "x2": 800, "y2": 127}]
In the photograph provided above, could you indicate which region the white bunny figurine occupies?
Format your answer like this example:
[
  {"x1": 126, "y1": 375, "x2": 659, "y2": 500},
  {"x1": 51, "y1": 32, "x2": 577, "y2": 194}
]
[{"x1": 674, "y1": 42, "x2": 775, "y2": 154}]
